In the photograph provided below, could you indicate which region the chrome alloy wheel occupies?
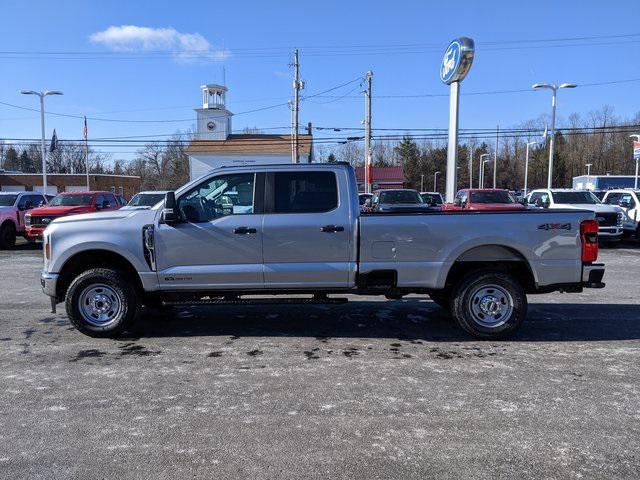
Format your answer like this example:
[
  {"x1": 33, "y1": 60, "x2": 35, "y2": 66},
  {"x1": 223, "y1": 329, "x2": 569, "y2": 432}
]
[
  {"x1": 78, "y1": 284, "x2": 122, "y2": 326},
  {"x1": 468, "y1": 284, "x2": 514, "y2": 328}
]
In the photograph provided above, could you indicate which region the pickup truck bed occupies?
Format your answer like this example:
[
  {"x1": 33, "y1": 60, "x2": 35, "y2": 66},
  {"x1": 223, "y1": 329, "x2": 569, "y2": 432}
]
[{"x1": 40, "y1": 163, "x2": 605, "y2": 340}]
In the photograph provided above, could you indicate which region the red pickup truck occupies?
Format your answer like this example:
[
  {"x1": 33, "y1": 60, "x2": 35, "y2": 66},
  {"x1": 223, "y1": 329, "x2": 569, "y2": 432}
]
[
  {"x1": 25, "y1": 191, "x2": 121, "y2": 240},
  {"x1": 443, "y1": 189, "x2": 527, "y2": 212}
]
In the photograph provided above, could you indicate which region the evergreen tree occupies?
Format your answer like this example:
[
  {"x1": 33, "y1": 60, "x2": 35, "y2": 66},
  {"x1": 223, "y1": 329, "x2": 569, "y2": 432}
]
[
  {"x1": 3, "y1": 147, "x2": 19, "y2": 171},
  {"x1": 327, "y1": 153, "x2": 336, "y2": 163}
]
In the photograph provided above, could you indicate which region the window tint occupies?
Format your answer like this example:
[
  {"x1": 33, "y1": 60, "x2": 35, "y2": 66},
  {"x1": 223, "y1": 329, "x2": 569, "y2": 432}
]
[
  {"x1": 604, "y1": 193, "x2": 621, "y2": 205},
  {"x1": 552, "y1": 191, "x2": 600, "y2": 204},
  {"x1": 178, "y1": 173, "x2": 255, "y2": 223},
  {"x1": 470, "y1": 191, "x2": 515, "y2": 204},
  {"x1": 274, "y1": 172, "x2": 337, "y2": 213}
]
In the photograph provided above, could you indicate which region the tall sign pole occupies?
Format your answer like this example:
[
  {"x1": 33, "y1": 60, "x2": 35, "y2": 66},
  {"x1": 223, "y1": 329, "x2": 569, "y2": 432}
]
[
  {"x1": 631, "y1": 135, "x2": 640, "y2": 189},
  {"x1": 440, "y1": 38, "x2": 475, "y2": 203}
]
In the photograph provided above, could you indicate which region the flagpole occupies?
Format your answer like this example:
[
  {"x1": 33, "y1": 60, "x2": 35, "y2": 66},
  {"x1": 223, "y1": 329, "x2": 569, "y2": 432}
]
[{"x1": 84, "y1": 117, "x2": 90, "y2": 190}]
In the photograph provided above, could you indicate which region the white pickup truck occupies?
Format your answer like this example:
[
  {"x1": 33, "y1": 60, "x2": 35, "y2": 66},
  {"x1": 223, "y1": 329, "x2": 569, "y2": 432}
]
[{"x1": 40, "y1": 163, "x2": 605, "y2": 339}]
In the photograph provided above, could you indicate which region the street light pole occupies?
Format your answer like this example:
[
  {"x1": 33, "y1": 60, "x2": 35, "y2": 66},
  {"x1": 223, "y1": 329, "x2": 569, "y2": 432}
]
[
  {"x1": 532, "y1": 83, "x2": 576, "y2": 189},
  {"x1": 478, "y1": 153, "x2": 489, "y2": 189},
  {"x1": 481, "y1": 160, "x2": 492, "y2": 188},
  {"x1": 585, "y1": 163, "x2": 592, "y2": 176},
  {"x1": 420, "y1": 174, "x2": 424, "y2": 192},
  {"x1": 630, "y1": 135, "x2": 640, "y2": 189},
  {"x1": 434, "y1": 171, "x2": 440, "y2": 192},
  {"x1": 20, "y1": 89, "x2": 63, "y2": 194}
]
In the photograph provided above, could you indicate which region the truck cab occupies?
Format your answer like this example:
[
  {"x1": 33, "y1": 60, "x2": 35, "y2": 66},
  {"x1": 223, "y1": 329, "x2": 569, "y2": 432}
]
[{"x1": 444, "y1": 189, "x2": 526, "y2": 211}]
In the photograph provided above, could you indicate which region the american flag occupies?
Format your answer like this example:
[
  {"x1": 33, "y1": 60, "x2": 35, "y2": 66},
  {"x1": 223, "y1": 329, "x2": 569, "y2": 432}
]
[{"x1": 83, "y1": 116, "x2": 88, "y2": 140}]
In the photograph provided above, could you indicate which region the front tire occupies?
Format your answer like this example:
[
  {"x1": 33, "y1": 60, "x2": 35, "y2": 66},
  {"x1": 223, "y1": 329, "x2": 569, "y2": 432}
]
[
  {"x1": 451, "y1": 271, "x2": 527, "y2": 340},
  {"x1": 65, "y1": 268, "x2": 138, "y2": 338},
  {"x1": 0, "y1": 222, "x2": 16, "y2": 249}
]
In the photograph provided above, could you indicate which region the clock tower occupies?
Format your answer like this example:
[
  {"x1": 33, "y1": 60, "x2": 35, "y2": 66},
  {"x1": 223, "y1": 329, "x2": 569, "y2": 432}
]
[{"x1": 195, "y1": 84, "x2": 232, "y2": 140}]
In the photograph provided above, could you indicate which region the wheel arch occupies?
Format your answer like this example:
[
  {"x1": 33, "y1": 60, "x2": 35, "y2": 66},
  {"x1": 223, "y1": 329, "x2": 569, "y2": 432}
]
[
  {"x1": 56, "y1": 249, "x2": 143, "y2": 301},
  {"x1": 441, "y1": 244, "x2": 537, "y2": 293}
]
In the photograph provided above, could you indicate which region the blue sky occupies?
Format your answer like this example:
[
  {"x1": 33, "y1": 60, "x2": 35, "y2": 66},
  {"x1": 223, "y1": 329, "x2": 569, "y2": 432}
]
[{"x1": 1, "y1": 0, "x2": 639, "y2": 161}]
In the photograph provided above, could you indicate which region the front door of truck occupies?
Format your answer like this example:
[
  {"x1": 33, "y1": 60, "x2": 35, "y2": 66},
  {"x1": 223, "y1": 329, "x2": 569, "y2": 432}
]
[
  {"x1": 261, "y1": 170, "x2": 353, "y2": 288},
  {"x1": 154, "y1": 172, "x2": 264, "y2": 290}
]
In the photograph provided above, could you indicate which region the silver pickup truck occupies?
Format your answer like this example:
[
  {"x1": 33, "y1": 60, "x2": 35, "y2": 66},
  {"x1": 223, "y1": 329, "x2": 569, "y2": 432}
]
[{"x1": 40, "y1": 163, "x2": 605, "y2": 339}]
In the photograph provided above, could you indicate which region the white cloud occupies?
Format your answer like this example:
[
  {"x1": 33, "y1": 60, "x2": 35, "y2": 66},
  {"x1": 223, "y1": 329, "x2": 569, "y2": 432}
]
[{"x1": 89, "y1": 25, "x2": 229, "y2": 63}]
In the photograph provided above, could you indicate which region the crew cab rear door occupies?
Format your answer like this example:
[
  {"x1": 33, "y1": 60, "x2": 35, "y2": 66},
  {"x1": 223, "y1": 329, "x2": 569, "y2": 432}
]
[
  {"x1": 154, "y1": 172, "x2": 264, "y2": 290},
  {"x1": 262, "y1": 169, "x2": 354, "y2": 288}
]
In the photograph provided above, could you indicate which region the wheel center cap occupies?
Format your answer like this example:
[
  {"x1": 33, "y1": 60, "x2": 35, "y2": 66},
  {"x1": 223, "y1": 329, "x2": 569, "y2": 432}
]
[
  {"x1": 479, "y1": 295, "x2": 501, "y2": 316},
  {"x1": 91, "y1": 294, "x2": 111, "y2": 313}
]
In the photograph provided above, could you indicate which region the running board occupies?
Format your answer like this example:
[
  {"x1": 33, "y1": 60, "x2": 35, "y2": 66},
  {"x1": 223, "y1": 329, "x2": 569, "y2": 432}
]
[{"x1": 161, "y1": 297, "x2": 349, "y2": 307}]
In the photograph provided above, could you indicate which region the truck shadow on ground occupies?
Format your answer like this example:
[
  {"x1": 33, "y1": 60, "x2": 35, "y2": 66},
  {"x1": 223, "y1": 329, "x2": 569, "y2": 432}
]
[{"x1": 133, "y1": 300, "x2": 640, "y2": 342}]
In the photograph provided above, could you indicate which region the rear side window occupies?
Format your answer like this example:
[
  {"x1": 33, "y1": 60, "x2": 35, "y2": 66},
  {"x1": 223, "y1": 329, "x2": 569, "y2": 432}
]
[
  {"x1": 274, "y1": 172, "x2": 338, "y2": 213},
  {"x1": 604, "y1": 193, "x2": 621, "y2": 205}
]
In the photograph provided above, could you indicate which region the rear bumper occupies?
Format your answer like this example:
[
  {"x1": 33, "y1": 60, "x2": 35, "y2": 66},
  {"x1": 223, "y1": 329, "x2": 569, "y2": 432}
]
[
  {"x1": 41, "y1": 271, "x2": 59, "y2": 297},
  {"x1": 582, "y1": 263, "x2": 605, "y2": 288}
]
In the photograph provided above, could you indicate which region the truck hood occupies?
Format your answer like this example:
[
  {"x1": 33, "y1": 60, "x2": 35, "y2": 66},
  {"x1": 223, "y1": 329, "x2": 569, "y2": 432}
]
[
  {"x1": 29, "y1": 205, "x2": 94, "y2": 216},
  {"x1": 554, "y1": 203, "x2": 622, "y2": 213},
  {"x1": 52, "y1": 209, "x2": 147, "y2": 224},
  {"x1": 469, "y1": 203, "x2": 526, "y2": 211}
]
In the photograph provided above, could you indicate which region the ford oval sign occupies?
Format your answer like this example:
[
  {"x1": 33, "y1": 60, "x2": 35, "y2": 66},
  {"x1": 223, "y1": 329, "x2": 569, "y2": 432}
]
[{"x1": 440, "y1": 37, "x2": 475, "y2": 84}]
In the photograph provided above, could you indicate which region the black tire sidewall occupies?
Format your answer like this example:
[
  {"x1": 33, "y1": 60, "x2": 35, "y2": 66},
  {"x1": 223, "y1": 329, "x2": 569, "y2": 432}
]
[
  {"x1": 452, "y1": 271, "x2": 527, "y2": 339},
  {"x1": 0, "y1": 223, "x2": 16, "y2": 249},
  {"x1": 65, "y1": 268, "x2": 138, "y2": 338}
]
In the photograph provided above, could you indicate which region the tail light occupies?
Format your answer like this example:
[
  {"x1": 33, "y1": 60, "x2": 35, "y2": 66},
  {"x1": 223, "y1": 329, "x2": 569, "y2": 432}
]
[{"x1": 580, "y1": 219, "x2": 599, "y2": 263}]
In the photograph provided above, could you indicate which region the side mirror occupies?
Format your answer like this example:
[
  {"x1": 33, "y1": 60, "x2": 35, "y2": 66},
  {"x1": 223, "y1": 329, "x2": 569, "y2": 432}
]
[
  {"x1": 102, "y1": 200, "x2": 110, "y2": 209},
  {"x1": 534, "y1": 198, "x2": 544, "y2": 208},
  {"x1": 454, "y1": 198, "x2": 462, "y2": 207},
  {"x1": 619, "y1": 200, "x2": 631, "y2": 209},
  {"x1": 364, "y1": 198, "x2": 372, "y2": 207},
  {"x1": 162, "y1": 192, "x2": 180, "y2": 224}
]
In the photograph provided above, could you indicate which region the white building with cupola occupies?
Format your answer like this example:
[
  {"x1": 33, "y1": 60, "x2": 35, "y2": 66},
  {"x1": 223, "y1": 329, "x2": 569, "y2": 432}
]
[{"x1": 187, "y1": 84, "x2": 312, "y2": 180}]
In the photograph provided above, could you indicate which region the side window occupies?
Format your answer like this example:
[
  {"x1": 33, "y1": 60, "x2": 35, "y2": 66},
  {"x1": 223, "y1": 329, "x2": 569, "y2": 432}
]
[
  {"x1": 17, "y1": 195, "x2": 27, "y2": 208},
  {"x1": 621, "y1": 194, "x2": 636, "y2": 209},
  {"x1": 106, "y1": 194, "x2": 116, "y2": 207},
  {"x1": 96, "y1": 195, "x2": 105, "y2": 207},
  {"x1": 273, "y1": 172, "x2": 338, "y2": 213},
  {"x1": 528, "y1": 192, "x2": 540, "y2": 204},
  {"x1": 540, "y1": 193, "x2": 550, "y2": 205},
  {"x1": 604, "y1": 193, "x2": 621, "y2": 205},
  {"x1": 178, "y1": 173, "x2": 255, "y2": 223}
]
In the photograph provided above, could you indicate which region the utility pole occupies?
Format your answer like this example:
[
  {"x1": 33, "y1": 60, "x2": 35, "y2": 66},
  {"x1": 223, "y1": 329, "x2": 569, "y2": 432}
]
[
  {"x1": 420, "y1": 174, "x2": 424, "y2": 192},
  {"x1": 468, "y1": 147, "x2": 473, "y2": 188},
  {"x1": 364, "y1": 71, "x2": 373, "y2": 193},
  {"x1": 630, "y1": 134, "x2": 640, "y2": 189},
  {"x1": 291, "y1": 49, "x2": 303, "y2": 163},
  {"x1": 434, "y1": 171, "x2": 440, "y2": 192},
  {"x1": 493, "y1": 125, "x2": 499, "y2": 188}
]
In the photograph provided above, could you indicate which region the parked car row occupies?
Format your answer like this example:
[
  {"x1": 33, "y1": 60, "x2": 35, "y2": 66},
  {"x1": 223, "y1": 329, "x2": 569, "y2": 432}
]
[
  {"x1": 357, "y1": 186, "x2": 637, "y2": 245},
  {"x1": 0, "y1": 190, "x2": 169, "y2": 248}
]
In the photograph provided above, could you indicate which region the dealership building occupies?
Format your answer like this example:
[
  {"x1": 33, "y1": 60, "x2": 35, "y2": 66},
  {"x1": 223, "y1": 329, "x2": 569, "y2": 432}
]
[
  {"x1": 187, "y1": 84, "x2": 312, "y2": 180},
  {"x1": 0, "y1": 171, "x2": 141, "y2": 198}
]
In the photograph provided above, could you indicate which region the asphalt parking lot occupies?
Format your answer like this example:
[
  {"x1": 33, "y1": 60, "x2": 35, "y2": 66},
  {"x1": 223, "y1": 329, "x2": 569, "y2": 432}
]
[{"x1": 1, "y1": 241, "x2": 639, "y2": 479}]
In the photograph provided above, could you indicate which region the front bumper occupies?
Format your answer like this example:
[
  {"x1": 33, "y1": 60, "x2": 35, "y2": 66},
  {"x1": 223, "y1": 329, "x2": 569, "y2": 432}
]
[
  {"x1": 598, "y1": 227, "x2": 623, "y2": 240},
  {"x1": 27, "y1": 227, "x2": 45, "y2": 239},
  {"x1": 41, "y1": 271, "x2": 59, "y2": 297},
  {"x1": 582, "y1": 263, "x2": 605, "y2": 288}
]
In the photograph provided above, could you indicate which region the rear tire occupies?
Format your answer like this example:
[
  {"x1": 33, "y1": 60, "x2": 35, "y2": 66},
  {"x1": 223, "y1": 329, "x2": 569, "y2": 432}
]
[
  {"x1": 0, "y1": 222, "x2": 16, "y2": 249},
  {"x1": 65, "y1": 268, "x2": 139, "y2": 338},
  {"x1": 451, "y1": 270, "x2": 527, "y2": 340}
]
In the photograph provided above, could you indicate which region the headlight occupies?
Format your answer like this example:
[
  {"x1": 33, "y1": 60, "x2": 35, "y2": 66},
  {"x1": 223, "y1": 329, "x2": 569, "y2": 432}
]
[
  {"x1": 25, "y1": 213, "x2": 31, "y2": 227},
  {"x1": 617, "y1": 212, "x2": 623, "y2": 227}
]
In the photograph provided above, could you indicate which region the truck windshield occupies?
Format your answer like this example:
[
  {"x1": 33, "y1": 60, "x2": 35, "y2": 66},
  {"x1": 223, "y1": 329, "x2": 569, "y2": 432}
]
[
  {"x1": 420, "y1": 193, "x2": 443, "y2": 205},
  {"x1": 379, "y1": 191, "x2": 423, "y2": 204},
  {"x1": 0, "y1": 195, "x2": 18, "y2": 207},
  {"x1": 128, "y1": 193, "x2": 165, "y2": 207},
  {"x1": 552, "y1": 191, "x2": 600, "y2": 204},
  {"x1": 49, "y1": 194, "x2": 94, "y2": 206},
  {"x1": 470, "y1": 191, "x2": 514, "y2": 204}
]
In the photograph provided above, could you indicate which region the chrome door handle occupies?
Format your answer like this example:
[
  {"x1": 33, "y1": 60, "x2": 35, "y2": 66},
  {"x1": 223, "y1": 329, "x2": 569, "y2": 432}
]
[
  {"x1": 233, "y1": 227, "x2": 257, "y2": 234},
  {"x1": 320, "y1": 225, "x2": 344, "y2": 233}
]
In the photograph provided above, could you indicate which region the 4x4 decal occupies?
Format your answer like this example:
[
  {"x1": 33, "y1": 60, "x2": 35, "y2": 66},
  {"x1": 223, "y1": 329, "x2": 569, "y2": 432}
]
[{"x1": 538, "y1": 223, "x2": 571, "y2": 231}]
